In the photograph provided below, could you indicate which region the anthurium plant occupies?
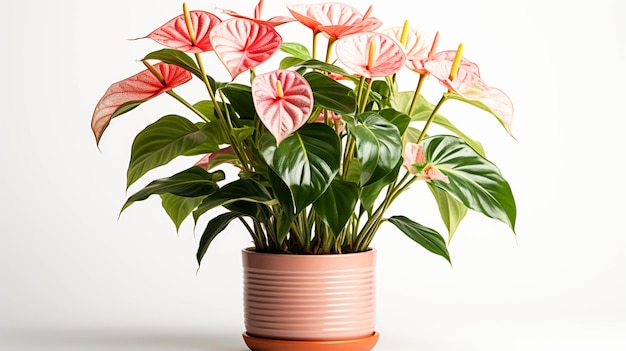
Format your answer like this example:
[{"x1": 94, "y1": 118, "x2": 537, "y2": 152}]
[{"x1": 92, "y1": 1, "x2": 516, "y2": 264}]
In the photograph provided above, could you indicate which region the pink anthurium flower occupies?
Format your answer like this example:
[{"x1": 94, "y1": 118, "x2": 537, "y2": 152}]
[
  {"x1": 140, "y1": 11, "x2": 222, "y2": 53},
  {"x1": 424, "y1": 50, "x2": 514, "y2": 136},
  {"x1": 335, "y1": 32, "x2": 406, "y2": 78},
  {"x1": 287, "y1": 2, "x2": 381, "y2": 40},
  {"x1": 210, "y1": 18, "x2": 283, "y2": 80},
  {"x1": 252, "y1": 70, "x2": 313, "y2": 145},
  {"x1": 402, "y1": 142, "x2": 425, "y2": 173},
  {"x1": 420, "y1": 165, "x2": 449, "y2": 183},
  {"x1": 403, "y1": 143, "x2": 449, "y2": 183},
  {"x1": 382, "y1": 25, "x2": 433, "y2": 74},
  {"x1": 91, "y1": 62, "x2": 192, "y2": 145},
  {"x1": 219, "y1": 0, "x2": 295, "y2": 27}
]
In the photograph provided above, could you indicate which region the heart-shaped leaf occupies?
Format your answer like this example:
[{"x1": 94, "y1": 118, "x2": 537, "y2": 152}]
[
  {"x1": 261, "y1": 123, "x2": 341, "y2": 214},
  {"x1": 252, "y1": 70, "x2": 313, "y2": 144},
  {"x1": 210, "y1": 18, "x2": 282, "y2": 80},
  {"x1": 347, "y1": 112, "x2": 402, "y2": 186},
  {"x1": 91, "y1": 62, "x2": 192, "y2": 145},
  {"x1": 142, "y1": 10, "x2": 222, "y2": 53}
]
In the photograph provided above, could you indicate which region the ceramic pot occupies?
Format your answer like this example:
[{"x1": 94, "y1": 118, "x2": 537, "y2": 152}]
[{"x1": 241, "y1": 248, "x2": 379, "y2": 351}]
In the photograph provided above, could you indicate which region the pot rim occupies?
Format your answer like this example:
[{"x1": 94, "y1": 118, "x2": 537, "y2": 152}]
[{"x1": 242, "y1": 247, "x2": 376, "y2": 256}]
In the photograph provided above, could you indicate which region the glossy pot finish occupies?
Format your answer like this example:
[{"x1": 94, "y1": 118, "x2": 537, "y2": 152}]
[{"x1": 242, "y1": 248, "x2": 377, "y2": 341}]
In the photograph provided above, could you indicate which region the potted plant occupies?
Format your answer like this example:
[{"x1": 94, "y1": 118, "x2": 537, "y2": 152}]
[{"x1": 91, "y1": 1, "x2": 517, "y2": 350}]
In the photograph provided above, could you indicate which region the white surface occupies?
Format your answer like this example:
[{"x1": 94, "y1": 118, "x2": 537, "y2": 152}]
[{"x1": 1, "y1": 0, "x2": 625, "y2": 350}]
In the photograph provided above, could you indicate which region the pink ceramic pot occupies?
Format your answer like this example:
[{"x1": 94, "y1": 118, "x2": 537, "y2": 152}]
[{"x1": 242, "y1": 248, "x2": 377, "y2": 343}]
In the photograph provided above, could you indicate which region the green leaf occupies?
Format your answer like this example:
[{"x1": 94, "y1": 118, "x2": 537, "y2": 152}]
[
  {"x1": 196, "y1": 211, "x2": 243, "y2": 265},
  {"x1": 143, "y1": 49, "x2": 200, "y2": 77},
  {"x1": 218, "y1": 83, "x2": 255, "y2": 118},
  {"x1": 391, "y1": 92, "x2": 485, "y2": 156},
  {"x1": 423, "y1": 135, "x2": 516, "y2": 232},
  {"x1": 313, "y1": 179, "x2": 358, "y2": 235},
  {"x1": 181, "y1": 122, "x2": 222, "y2": 156},
  {"x1": 193, "y1": 178, "x2": 276, "y2": 222},
  {"x1": 359, "y1": 159, "x2": 402, "y2": 213},
  {"x1": 427, "y1": 184, "x2": 467, "y2": 243},
  {"x1": 348, "y1": 112, "x2": 402, "y2": 186},
  {"x1": 122, "y1": 166, "x2": 223, "y2": 213},
  {"x1": 110, "y1": 100, "x2": 143, "y2": 119},
  {"x1": 378, "y1": 108, "x2": 410, "y2": 135},
  {"x1": 279, "y1": 56, "x2": 306, "y2": 70},
  {"x1": 293, "y1": 59, "x2": 356, "y2": 82},
  {"x1": 160, "y1": 193, "x2": 205, "y2": 232},
  {"x1": 261, "y1": 123, "x2": 341, "y2": 214},
  {"x1": 126, "y1": 115, "x2": 207, "y2": 188},
  {"x1": 304, "y1": 71, "x2": 356, "y2": 114},
  {"x1": 388, "y1": 216, "x2": 451, "y2": 264},
  {"x1": 280, "y1": 42, "x2": 312, "y2": 60}
]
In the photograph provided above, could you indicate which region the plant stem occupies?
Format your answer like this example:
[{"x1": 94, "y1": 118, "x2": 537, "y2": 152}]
[
  {"x1": 325, "y1": 38, "x2": 336, "y2": 63},
  {"x1": 416, "y1": 95, "x2": 448, "y2": 145},
  {"x1": 408, "y1": 74, "x2": 427, "y2": 117},
  {"x1": 166, "y1": 90, "x2": 209, "y2": 122}
]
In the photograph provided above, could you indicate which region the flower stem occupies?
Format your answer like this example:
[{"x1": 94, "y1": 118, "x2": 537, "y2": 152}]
[
  {"x1": 408, "y1": 74, "x2": 427, "y2": 117},
  {"x1": 416, "y1": 95, "x2": 448, "y2": 145}
]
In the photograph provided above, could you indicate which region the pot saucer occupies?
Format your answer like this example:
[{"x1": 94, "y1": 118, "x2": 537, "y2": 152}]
[{"x1": 242, "y1": 331, "x2": 379, "y2": 351}]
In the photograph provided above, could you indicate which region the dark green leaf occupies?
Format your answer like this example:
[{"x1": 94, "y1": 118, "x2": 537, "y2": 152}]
[
  {"x1": 388, "y1": 216, "x2": 451, "y2": 264},
  {"x1": 260, "y1": 123, "x2": 341, "y2": 214},
  {"x1": 218, "y1": 83, "x2": 255, "y2": 118},
  {"x1": 313, "y1": 179, "x2": 358, "y2": 235},
  {"x1": 423, "y1": 135, "x2": 516, "y2": 232},
  {"x1": 378, "y1": 108, "x2": 410, "y2": 135},
  {"x1": 304, "y1": 71, "x2": 356, "y2": 114},
  {"x1": 122, "y1": 166, "x2": 223, "y2": 212},
  {"x1": 193, "y1": 178, "x2": 276, "y2": 222},
  {"x1": 348, "y1": 112, "x2": 402, "y2": 186},
  {"x1": 293, "y1": 59, "x2": 356, "y2": 82},
  {"x1": 126, "y1": 115, "x2": 208, "y2": 188},
  {"x1": 359, "y1": 160, "x2": 402, "y2": 213},
  {"x1": 196, "y1": 212, "x2": 243, "y2": 265}
]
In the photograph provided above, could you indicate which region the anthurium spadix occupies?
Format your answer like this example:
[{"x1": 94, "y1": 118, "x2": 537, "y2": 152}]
[
  {"x1": 335, "y1": 32, "x2": 406, "y2": 78},
  {"x1": 210, "y1": 18, "x2": 282, "y2": 80},
  {"x1": 91, "y1": 62, "x2": 192, "y2": 145},
  {"x1": 252, "y1": 70, "x2": 314, "y2": 145},
  {"x1": 140, "y1": 10, "x2": 222, "y2": 53},
  {"x1": 424, "y1": 50, "x2": 514, "y2": 136},
  {"x1": 382, "y1": 24, "x2": 432, "y2": 74}
]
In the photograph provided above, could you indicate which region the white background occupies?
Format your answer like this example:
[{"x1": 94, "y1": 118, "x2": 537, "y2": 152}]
[{"x1": 1, "y1": 0, "x2": 625, "y2": 350}]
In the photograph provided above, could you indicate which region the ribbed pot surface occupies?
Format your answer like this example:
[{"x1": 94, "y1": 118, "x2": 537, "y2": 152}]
[{"x1": 242, "y1": 248, "x2": 376, "y2": 341}]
